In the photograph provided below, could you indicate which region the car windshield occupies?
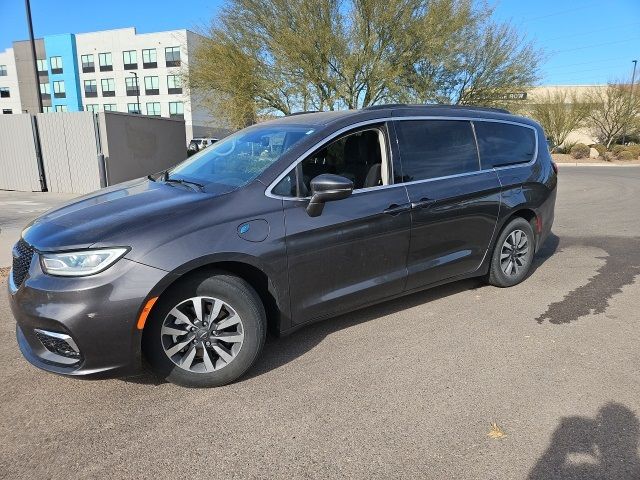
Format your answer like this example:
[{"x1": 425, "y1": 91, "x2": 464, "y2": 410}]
[{"x1": 171, "y1": 125, "x2": 314, "y2": 188}]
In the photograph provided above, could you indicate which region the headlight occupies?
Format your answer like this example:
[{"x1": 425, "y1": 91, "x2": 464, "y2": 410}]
[{"x1": 40, "y1": 248, "x2": 128, "y2": 276}]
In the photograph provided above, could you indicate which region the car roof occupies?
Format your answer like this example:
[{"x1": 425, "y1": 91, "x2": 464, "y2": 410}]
[{"x1": 262, "y1": 104, "x2": 538, "y2": 129}]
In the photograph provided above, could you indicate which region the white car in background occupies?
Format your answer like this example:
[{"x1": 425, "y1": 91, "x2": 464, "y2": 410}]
[{"x1": 188, "y1": 137, "x2": 219, "y2": 154}]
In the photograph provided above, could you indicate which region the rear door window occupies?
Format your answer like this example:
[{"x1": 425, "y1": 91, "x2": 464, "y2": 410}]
[
  {"x1": 394, "y1": 120, "x2": 479, "y2": 182},
  {"x1": 474, "y1": 121, "x2": 536, "y2": 168}
]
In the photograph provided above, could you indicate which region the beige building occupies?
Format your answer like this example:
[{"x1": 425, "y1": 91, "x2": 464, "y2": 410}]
[{"x1": 525, "y1": 85, "x2": 609, "y2": 146}]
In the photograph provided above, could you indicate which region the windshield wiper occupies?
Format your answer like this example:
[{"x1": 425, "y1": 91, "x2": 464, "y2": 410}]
[{"x1": 161, "y1": 171, "x2": 205, "y2": 191}]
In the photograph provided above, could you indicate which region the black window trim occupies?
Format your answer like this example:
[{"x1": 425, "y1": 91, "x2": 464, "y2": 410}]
[{"x1": 265, "y1": 116, "x2": 538, "y2": 200}]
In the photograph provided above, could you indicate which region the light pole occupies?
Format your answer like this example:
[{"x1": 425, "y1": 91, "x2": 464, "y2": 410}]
[
  {"x1": 622, "y1": 60, "x2": 637, "y2": 145},
  {"x1": 25, "y1": 0, "x2": 42, "y2": 113},
  {"x1": 130, "y1": 71, "x2": 140, "y2": 114}
]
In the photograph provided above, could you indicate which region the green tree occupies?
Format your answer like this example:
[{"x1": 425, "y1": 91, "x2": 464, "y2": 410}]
[
  {"x1": 188, "y1": 0, "x2": 542, "y2": 128},
  {"x1": 586, "y1": 81, "x2": 640, "y2": 149},
  {"x1": 527, "y1": 89, "x2": 591, "y2": 151}
]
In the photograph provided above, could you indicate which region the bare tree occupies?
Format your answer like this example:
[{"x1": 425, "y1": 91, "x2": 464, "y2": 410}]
[
  {"x1": 587, "y1": 81, "x2": 640, "y2": 149},
  {"x1": 527, "y1": 89, "x2": 591, "y2": 150},
  {"x1": 188, "y1": 0, "x2": 543, "y2": 128}
]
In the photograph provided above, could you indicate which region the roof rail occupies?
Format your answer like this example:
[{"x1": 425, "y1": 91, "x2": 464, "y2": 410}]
[
  {"x1": 364, "y1": 103, "x2": 510, "y2": 114},
  {"x1": 363, "y1": 103, "x2": 408, "y2": 110},
  {"x1": 286, "y1": 110, "x2": 319, "y2": 116},
  {"x1": 434, "y1": 104, "x2": 511, "y2": 114}
]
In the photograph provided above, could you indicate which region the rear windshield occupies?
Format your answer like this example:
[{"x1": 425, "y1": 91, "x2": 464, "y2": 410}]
[{"x1": 171, "y1": 125, "x2": 314, "y2": 188}]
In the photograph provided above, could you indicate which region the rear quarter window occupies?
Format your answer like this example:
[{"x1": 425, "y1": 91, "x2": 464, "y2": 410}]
[{"x1": 474, "y1": 122, "x2": 536, "y2": 168}]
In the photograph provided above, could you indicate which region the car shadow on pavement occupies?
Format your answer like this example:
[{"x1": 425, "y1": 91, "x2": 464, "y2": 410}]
[
  {"x1": 243, "y1": 233, "x2": 560, "y2": 383},
  {"x1": 529, "y1": 403, "x2": 640, "y2": 480},
  {"x1": 530, "y1": 232, "x2": 560, "y2": 277},
  {"x1": 122, "y1": 233, "x2": 561, "y2": 387}
]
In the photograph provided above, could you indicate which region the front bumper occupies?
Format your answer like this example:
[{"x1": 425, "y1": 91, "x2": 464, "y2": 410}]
[{"x1": 9, "y1": 252, "x2": 170, "y2": 377}]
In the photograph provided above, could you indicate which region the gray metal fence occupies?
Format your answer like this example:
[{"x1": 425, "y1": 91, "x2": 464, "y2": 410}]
[
  {"x1": 0, "y1": 114, "x2": 42, "y2": 192},
  {"x1": 37, "y1": 111, "x2": 102, "y2": 194},
  {"x1": 0, "y1": 111, "x2": 187, "y2": 194}
]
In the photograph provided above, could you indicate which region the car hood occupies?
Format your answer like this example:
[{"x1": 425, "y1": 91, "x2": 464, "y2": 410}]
[{"x1": 22, "y1": 178, "x2": 224, "y2": 252}]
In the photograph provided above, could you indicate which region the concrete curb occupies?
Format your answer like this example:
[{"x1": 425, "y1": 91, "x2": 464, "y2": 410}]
[{"x1": 555, "y1": 163, "x2": 640, "y2": 167}]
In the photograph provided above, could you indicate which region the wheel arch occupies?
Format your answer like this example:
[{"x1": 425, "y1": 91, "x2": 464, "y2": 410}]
[
  {"x1": 495, "y1": 207, "x2": 541, "y2": 252},
  {"x1": 144, "y1": 255, "x2": 288, "y2": 338}
]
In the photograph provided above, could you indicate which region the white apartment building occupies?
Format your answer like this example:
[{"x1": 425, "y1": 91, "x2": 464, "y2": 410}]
[
  {"x1": 0, "y1": 47, "x2": 22, "y2": 114},
  {"x1": 0, "y1": 27, "x2": 224, "y2": 142}
]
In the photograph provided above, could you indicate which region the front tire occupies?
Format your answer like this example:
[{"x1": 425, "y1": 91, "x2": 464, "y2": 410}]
[
  {"x1": 488, "y1": 217, "x2": 535, "y2": 288},
  {"x1": 143, "y1": 271, "x2": 266, "y2": 387}
]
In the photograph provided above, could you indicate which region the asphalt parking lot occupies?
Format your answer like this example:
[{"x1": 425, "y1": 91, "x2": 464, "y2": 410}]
[{"x1": 1, "y1": 166, "x2": 639, "y2": 479}]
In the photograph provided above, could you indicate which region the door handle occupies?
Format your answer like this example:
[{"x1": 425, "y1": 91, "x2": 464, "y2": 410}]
[
  {"x1": 383, "y1": 203, "x2": 412, "y2": 215},
  {"x1": 410, "y1": 198, "x2": 435, "y2": 209}
]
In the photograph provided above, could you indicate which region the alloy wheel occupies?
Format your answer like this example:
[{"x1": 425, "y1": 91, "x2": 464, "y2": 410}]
[
  {"x1": 500, "y1": 229, "x2": 529, "y2": 276},
  {"x1": 161, "y1": 296, "x2": 244, "y2": 373}
]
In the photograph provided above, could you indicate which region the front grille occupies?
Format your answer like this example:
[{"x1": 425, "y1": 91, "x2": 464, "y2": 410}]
[
  {"x1": 34, "y1": 330, "x2": 81, "y2": 361},
  {"x1": 12, "y1": 239, "x2": 35, "y2": 288}
]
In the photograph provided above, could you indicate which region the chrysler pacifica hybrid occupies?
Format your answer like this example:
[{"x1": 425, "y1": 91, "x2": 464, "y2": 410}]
[{"x1": 9, "y1": 105, "x2": 557, "y2": 387}]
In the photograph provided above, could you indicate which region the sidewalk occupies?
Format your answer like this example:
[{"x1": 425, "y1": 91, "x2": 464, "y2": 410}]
[{"x1": 0, "y1": 190, "x2": 77, "y2": 267}]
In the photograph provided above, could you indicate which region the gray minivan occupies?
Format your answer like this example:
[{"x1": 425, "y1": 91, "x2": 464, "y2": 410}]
[{"x1": 9, "y1": 104, "x2": 557, "y2": 387}]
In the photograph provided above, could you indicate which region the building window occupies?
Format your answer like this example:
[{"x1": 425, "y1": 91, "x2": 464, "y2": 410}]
[
  {"x1": 43, "y1": 106, "x2": 53, "y2": 113},
  {"x1": 85, "y1": 104, "x2": 99, "y2": 112},
  {"x1": 37, "y1": 58, "x2": 48, "y2": 74},
  {"x1": 103, "y1": 104, "x2": 117, "y2": 111},
  {"x1": 142, "y1": 48, "x2": 157, "y2": 68},
  {"x1": 0, "y1": 87, "x2": 10, "y2": 98},
  {"x1": 84, "y1": 79, "x2": 98, "y2": 97},
  {"x1": 169, "y1": 101, "x2": 184, "y2": 118},
  {"x1": 165, "y1": 47, "x2": 181, "y2": 67},
  {"x1": 53, "y1": 80, "x2": 66, "y2": 98},
  {"x1": 167, "y1": 74, "x2": 182, "y2": 94},
  {"x1": 125, "y1": 77, "x2": 140, "y2": 96},
  {"x1": 81, "y1": 54, "x2": 95, "y2": 72},
  {"x1": 0, "y1": 65, "x2": 7, "y2": 76},
  {"x1": 101, "y1": 78, "x2": 115, "y2": 97},
  {"x1": 39, "y1": 82, "x2": 51, "y2": 99},
  {"x1": 50, "y1": 56, "x2": 63, "y2": 74},
  {"x1": 146, "y1": 102, "x2": 161, "y2": 116},
  {"x1": 99, "y1": 52, "x2": 113, "y2": 71},
  {"x1": 144, "y1": 76, "x2": 159, "y2": 95},
  {"x1": 123, "y1": 50, "x2": 137, "y2": 70},
  {"x1": 127, "y1": 103, "x2": 141, "y2": 114},
  {"x1": 2, "y1": 109, "x2": 12, "y2": 114},
  {"x1": 55, "y1": 105, "x2": 68, "y2": 112}
]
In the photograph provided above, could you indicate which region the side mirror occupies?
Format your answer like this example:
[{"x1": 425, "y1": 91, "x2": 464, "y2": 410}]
[{"x1": 306, "y1": 174, "x2": 353, "y2": 217}]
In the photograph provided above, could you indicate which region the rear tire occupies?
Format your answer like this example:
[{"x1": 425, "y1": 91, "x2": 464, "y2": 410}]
[
  {"x1": 488, "y1": 217, "x2": 535, "y2": 288},
  {"x1": 142, "y1": 271, "x2": 266, "y2": 388}
]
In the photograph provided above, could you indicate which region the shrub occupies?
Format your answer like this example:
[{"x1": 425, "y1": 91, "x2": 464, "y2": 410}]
[
  {"x1": 557, "y1": 140, "x2": 577, "y2": 154},
  {"x1": 593, "y1": 144, "x2": 606, "y2": 157},
  {"x1": 612, "y1": 145, "x2": 626, "y2": 157},
  {"x1": 570, "y1": 143, "x2": 590, "y2": 159},
  {"x1": 625, "y1": 144, "x2": 640, "y2": 158},
  {"x1": 604, "y1": 152, "x2": 615, "y2": 162},
  {"x1": 619, "y1": 150, "x2": 635, "y2": 161}
]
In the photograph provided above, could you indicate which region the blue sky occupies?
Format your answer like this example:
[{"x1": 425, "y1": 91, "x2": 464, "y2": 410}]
[{"x1": 1, "y1": 0, "x2": 638, "y2": 85}]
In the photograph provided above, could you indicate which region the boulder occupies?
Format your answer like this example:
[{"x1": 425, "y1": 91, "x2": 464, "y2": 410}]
[{"x1": 589, "y1": 147, "x2": 599, "y2": 159}]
